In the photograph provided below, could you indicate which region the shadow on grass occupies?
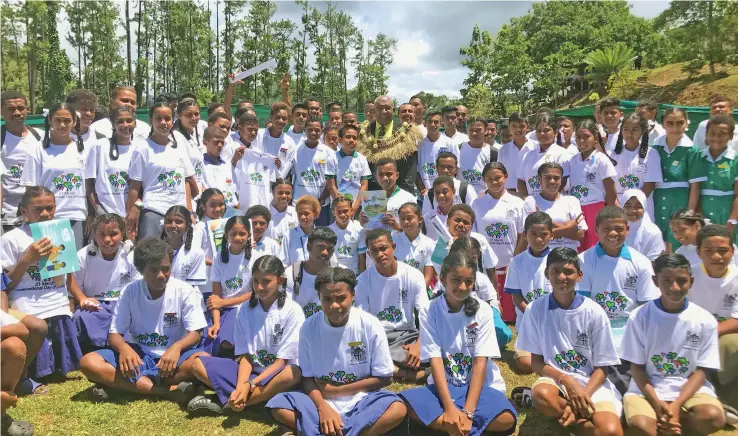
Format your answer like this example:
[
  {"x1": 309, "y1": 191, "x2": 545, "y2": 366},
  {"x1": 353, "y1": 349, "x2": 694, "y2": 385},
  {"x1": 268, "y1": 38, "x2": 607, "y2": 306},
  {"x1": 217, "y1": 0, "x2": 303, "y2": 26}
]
[
  {"x1": 69, "y1": 385, "x2": 183, "y2": 406},
  {"x1": 216, "y1": 406, "x2": 279, "y2": 430},
  {"x1": 517, "y1": 409, "x2": 569, "y2": 436},
  {"x1": 39, "y1": 372, "x2": 84, "y2": 385}
]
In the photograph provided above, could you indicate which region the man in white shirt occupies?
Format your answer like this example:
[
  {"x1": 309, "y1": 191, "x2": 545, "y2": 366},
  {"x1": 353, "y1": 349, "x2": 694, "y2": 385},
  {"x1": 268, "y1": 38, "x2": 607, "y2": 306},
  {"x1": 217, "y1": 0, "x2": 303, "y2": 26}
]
[
  {"x1": 635, "y1": 100, "x2": 666, "y2": 145},
  {"x1": 415, "y1": 111, "x2": 459, "y2": 193},
  {"x1": 90, "y1": 85, "x2": 150, "y2": 140},
  {"x1": 456, "y1": 104, "x2": 469, "y2": 134},
  {"x1": 486, "y1": 119, "x2": 502, "y2": 150},
  {"x1": 692, "y1": 95, "x2": 738, "y2": 150},
  {"x1": 409, "y1": 94, "x2": 427, "y2": 137},
  {"x1": 285, "y1": 103, "x2": 308, "y2": 146},
  {"x1": 257, "y1": 102, "x2": 297, "y2": 180},
  {"x1": 441, "y1": 106, "x2": 469, "y2": 147}
]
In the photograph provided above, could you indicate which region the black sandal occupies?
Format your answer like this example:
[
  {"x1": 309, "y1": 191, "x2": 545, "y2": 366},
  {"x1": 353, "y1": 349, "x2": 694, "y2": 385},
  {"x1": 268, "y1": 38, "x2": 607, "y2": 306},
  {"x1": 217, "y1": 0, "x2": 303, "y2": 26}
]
[
  {"x1": 1, "y1": 416, "x2": 34, "y2": 436},
  {"x1": 90, "y1": 385, "x2": 109, "y2": 402},
  {"x1": 187, "y1": 395, "x2": 223, "y2": 416}
]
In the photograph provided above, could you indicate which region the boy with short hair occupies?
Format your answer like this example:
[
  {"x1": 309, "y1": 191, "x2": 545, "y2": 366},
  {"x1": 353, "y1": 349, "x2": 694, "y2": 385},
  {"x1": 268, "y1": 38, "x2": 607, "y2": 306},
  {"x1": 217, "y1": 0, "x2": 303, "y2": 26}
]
[
  {"x1": 599, "y1": 98, "x2": 622, "y2": 153},
  {"x1": 441, "y1": 106, "x2": 468, "y2": 147},
  {"x1": 360, "y1": 158, "x2": 416, "y2": 231},
  {"x1": 621, "y1": 253, "x2": 726, "y2": 435},
  {"x1": 688, "y1": 224, "x2": 738, "y2": 410},
  {"x1": 231, "y1": 114, "x2": 278, "y2": 211},
  {"x1": 693, "y1": 95, "x2": 737, "y2": 151},
  {"x1": 201, "y1": 126, "x2": 239, "y2": 209},
  {"x1": 285, "y1": 103, "x2": 308, "y2": 145},
  {"x1": 325, "y1": 124, "x2": 371, "y2": 216},
  {"x1": 498, "y1": 113, "x2": 534, "y2": 196},
  {"x1": 505, "y1": 212, "x2": 554, "y2": 375},
  {"x1": 635, "y1": 100, "x2": 665, "y2": 144},
  {"x1": 516, "y1": 247, "x2": 624, "y2": 435},
  {"x1": 420, "y1": 152, "x2": 477, "y2": 216},
  {"x1": 416, "y1": 111, "x2": 459, "y2": 194},
  {"x1": 356, "y1": 229, "x2": 429, "y2": 382},
  {"x1": 459, "y1": 117, "x2": 499, "y2": 195}
]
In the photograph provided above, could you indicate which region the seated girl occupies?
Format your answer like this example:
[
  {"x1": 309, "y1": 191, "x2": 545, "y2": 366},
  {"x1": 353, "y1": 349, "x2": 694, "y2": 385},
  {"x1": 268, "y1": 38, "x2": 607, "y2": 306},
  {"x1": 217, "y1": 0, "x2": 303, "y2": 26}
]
[
  {"x1": 186, "y1": 255, "x2": 303, "y2": 415},
  {"x1": 620, "y1": 189, "x2": 664, "y2": 261},
  {"x1": 266, "y1": 267, "x2": 408, "y2": 436}
]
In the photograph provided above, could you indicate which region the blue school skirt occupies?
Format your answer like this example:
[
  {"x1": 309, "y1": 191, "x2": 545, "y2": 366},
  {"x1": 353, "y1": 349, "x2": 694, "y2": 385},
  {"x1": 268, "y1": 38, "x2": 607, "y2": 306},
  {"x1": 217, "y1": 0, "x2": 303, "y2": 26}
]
[
  {"x1": 74, "y1": 301, "x2": 117, "y2": 350},
  {"x1": 400, "y1": 384, "x2": 518, "y2": 436},
  {"x1": 266, "y1": 389, "x2": 403, "y2": 436},
  {"x1": 95, "y1": 343, "x2": 204, "y2": 384},
  {"x1": 30, "y1": 315, "x2": 83, "y2": 379},
  {"x1": 199, "y1": 356, "x2": 288, "y2": 405},
  {"x1": 211, "y1": 306, "x2": 237, "y2": 356}
]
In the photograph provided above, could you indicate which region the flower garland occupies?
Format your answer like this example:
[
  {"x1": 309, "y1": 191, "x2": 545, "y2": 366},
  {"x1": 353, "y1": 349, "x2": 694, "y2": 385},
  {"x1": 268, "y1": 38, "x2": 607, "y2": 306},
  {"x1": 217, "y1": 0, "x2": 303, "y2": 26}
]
[{"x1": 356, "y1": 121, "x2": 423, "y2": 163}]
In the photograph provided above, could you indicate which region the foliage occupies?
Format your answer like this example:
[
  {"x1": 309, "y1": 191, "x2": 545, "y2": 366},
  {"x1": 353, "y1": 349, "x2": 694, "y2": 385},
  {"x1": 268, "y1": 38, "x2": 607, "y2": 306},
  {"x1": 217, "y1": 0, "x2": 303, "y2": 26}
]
[
  {"x1": 583, "y1": 42, "x2": 636, "y2": 91},
  {"x1": 464, "y1": 84, "x2": 495, "y2": 118},
  {"x1": 606, "y1": 66, "x2": 640, "y2": 99}
]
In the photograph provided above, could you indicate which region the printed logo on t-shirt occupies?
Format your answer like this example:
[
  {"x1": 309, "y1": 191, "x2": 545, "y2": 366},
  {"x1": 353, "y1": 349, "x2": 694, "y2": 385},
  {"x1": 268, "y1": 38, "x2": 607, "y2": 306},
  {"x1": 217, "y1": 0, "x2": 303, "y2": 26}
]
[
  {"x1": 249, "y1": 173, "x2": 264, "y2": 183},
  {"x1": 299, "y1": 169, "x2": 321, "y2": 184},
  {"x1": 347, "y1": 341, "x2": 368, "y2": 365},
  {"x1": 378, "y1": 305, "x2": 403, "y2": 323},
  {"x1": 461, "y1": 168, "x2": 482, "y2": 184},
  {"x1": 465, "y1": 322, "x2": 478, "y2": 347},
  {"x1": 575, "y1": 330, "x2": 589, "y2": 349},
  {"x1": 404, "y1": 259, "x2": 421, "y2": 270},
  {"x1": 342, "y1": 168, "x2": 358, "y2": 181},
  {"x1": 484, "y1": 222, "x2": 510, "y2": 242},
  {"x1": 321, "y1": 371, "x2": 358, "y2": 384},
  {"x1": 336, "y1": 245, "x2": 353, "y2": 257},
  {"x1": 554, "y1": 349, "x2": 589, "y2": 372},
  {"x1": 250, "y1": 349, "x2": 277, "y2": 367},
  {"x1": 722, "y1": 294, "x2": 737, "y2": 311},
  {"x1": 136, "y1": 333, "x2": 169, "y2": 347},
  {"x1": 684, "y1": 330, "x2": 701, "y2": 351},
  {"x1": 525, "y1": 288, "x2": 548, "y2": 303},
  {"x1": 225, "y1": 276, "x2": 244, "y2": 291},
  {"x1": 421, "y1": 162, "x2": 436, "y2": 177},
  {"x1": 52, "y1": 173, "x2": 83, "y2": 193},
  {"x1": 651, "y1": 352, "x2": 690, "y2": 376},
  {"x1": 569, "y1": 185, "x2": 590, "y2": 200},
  {"x1": 527, "y1": 175, "x2": 541, "y2": 191},
  {"x1": 107, "y1": 171, "x2": 129, "y2": 191},
  {"x1": 181, "y1": 263, "x2": 193, "y2": 277},
  {"x1": 302, "y1": 302, "x2": 322, "y2": 318},
  {"x1": 398, "y1": 289, "x2": 408, "y2": 303},
  {"x1": 668, "y1": 160, "x2": 682, "y2": 177},
  {"x1": 594, "y1": 291, "x2": 629, "y2": 314},
  {"x1": 23, "y1": 265, "x2": 56, "y2": 291},
  {"x1": 271, "y1": 323, "x2": 284, "y2": 346},
  {"x1": 163, "y1": 312, "x2": 180, "y2": 328},
  {"x1": 194, "y1": 162, "x2": 203, "y2": 178},
  {"x1": 585, "y1": 172, "x2": 596, "y2": 183},
  {"x1": 443, "y1": 352, "x2": 473, "y2": 386},
  {"x1": 618, "y1": 174, "x2": 640, "y2": 189},
  {"x1": 156, "y1": 171, "x2": 182, "y2": 189},
  {"x1": 8, "y1": 164, "x2": 23, "y2": 179}
]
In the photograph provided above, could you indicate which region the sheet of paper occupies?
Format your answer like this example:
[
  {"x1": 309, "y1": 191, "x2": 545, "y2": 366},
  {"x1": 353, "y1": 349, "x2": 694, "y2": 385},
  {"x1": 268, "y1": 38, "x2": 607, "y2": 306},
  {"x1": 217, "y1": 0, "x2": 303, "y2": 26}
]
[{"x1": 230, "y1": 59, "x2": 278, "y2": 83}]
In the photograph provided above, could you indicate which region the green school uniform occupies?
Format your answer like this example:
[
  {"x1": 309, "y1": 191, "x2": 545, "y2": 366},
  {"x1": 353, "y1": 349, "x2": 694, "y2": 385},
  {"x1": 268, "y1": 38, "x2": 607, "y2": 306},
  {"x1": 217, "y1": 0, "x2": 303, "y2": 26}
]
[
  {"x1": 652, "y1": 135, "x2": 706, "y2": 249},
  {"x1": 695, "y1": 147, "x2": 738, "y2": 242}
]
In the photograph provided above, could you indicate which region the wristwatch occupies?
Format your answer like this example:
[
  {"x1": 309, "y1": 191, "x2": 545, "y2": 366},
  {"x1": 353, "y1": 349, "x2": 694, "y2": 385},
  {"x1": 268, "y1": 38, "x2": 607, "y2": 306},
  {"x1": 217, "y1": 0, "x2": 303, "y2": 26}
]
[{"x1": 460, "y1": 408, "x2": 474, "y2": 420}]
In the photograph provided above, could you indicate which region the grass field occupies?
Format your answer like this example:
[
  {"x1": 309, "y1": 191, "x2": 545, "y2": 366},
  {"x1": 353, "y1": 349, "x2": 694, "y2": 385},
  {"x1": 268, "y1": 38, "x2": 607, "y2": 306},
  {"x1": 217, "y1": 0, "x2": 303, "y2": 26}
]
[{"x1": 7, "y1": 336, "x2": 738, "y2": 436}]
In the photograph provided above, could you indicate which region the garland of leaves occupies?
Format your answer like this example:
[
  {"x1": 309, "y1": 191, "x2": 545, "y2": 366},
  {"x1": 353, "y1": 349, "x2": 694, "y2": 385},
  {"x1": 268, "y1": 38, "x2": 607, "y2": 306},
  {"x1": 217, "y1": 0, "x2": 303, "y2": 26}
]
[{"x1": 355, "y1": 121, "x2": 423, "y2": 163}]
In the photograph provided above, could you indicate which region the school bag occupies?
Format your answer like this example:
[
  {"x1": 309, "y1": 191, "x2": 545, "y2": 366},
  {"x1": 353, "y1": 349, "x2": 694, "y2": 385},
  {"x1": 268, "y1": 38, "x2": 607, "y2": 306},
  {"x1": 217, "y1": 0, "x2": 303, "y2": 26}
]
[
  {"x1": 291, "y1": 259, "x2": 338, "y2": 295},
  {"x1": 1, "y1": 125, "x2": 41, "y2": 147}
]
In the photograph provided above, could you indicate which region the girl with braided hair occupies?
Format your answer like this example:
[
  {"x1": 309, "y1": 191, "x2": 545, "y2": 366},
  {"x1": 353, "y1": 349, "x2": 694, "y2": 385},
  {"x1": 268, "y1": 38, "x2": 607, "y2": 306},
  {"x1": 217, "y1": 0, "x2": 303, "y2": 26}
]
[{"x1": 161, "y1": 206, "x2": 206, "y2": 293}]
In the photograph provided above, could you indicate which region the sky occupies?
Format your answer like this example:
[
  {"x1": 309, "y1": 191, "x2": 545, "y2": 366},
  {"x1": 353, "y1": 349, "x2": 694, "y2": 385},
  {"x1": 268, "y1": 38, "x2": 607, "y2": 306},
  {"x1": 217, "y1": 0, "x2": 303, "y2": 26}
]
[{"x1": 62, "y1": 0, "x2": 671, "y2": 104}]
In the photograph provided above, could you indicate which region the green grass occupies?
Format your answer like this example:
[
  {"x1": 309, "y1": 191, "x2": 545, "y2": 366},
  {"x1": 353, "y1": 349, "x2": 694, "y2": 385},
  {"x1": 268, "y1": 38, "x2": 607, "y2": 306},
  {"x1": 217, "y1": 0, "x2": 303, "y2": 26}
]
[{"x1": 8, "y1": 336, "x2": 738, "y2": 435}]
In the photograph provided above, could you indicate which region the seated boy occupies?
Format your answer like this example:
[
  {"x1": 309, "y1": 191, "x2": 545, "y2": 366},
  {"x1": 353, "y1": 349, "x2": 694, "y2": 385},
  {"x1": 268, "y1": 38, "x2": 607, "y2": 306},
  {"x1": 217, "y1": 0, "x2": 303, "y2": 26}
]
[
  {"x1": 504, "y1": 212, "x2": 554, "y2": 375},
  {"x1": 688, "y1": 224, "x2": 738, "y2": 411},
  {"x1": 79, "y1": 237, "x2": 209, "y2": 403},
  {"x1": 621, "y1": 253, "x2": 726, "y2": 435},
  {"x1": 517, "y1": 247, "x2": 624, "y2": 436},
  {"x1": 356, "y1": 229, "x2": 429, "y2": 382}
]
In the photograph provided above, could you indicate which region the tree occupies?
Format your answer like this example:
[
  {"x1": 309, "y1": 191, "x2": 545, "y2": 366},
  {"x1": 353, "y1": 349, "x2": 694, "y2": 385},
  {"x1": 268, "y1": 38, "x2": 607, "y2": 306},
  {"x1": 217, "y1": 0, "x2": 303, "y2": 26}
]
[
  {"x1": 583, "y1": 42, "x2": 636, "y2": 94},
  {"x1": 42, "y1": 0, "x2": 73, "y2": 105},
  {"x1": 459, "y1": 25, "x2": 494, "y2": 97}
]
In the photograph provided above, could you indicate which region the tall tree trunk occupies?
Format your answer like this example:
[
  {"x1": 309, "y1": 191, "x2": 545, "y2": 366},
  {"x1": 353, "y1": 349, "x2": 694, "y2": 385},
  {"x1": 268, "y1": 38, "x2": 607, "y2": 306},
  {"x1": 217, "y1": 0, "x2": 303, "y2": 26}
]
[
  {"x1": 125, "y1": 0, "x2": 132, "y2": 84},
  {"x1": 708, "y1": 1, "x2": 716, "y2": 75},
  {"x1": 216, "y1": 0, "x2": 220, "y2": 91},
  {"x1": 26, "y1": 8, "x2": 36, "y2": 113}
]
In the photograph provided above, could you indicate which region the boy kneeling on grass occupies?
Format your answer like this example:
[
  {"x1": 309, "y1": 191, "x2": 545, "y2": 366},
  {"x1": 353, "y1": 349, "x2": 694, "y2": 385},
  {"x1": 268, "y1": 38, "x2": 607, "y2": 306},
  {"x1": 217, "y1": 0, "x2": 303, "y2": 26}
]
[
  {"x1": 79, "y1": 237, "x2": 209, "y2": 404},
  {"x1": 516, "y1": 247, "x2": 624, "y2": 436},
  {"x1": 621, "y1": 253, "x2": 726, "y2": 435}
]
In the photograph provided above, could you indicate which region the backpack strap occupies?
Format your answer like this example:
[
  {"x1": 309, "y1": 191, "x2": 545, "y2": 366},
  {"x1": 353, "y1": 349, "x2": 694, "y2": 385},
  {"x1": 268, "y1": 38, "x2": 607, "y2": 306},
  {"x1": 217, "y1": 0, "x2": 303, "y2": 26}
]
[
  {"x1": 292, "y1": 261, "x2": 304, "y2": 295},
  {"x1": 94, "y1": 130, "x2": 106, "y2": 140},
  {"x1": 1, "y1": 126, "x2": 41, "y2": 148},
  {"x1": 1, "y1": 126, "x2": 5, "y2": 148},
  {"x1": 428, "y1": 187, "x2": 435, "y2": 209},
  {"x1": 459, "y1": 182, "x2": 468, "y2": 204}
]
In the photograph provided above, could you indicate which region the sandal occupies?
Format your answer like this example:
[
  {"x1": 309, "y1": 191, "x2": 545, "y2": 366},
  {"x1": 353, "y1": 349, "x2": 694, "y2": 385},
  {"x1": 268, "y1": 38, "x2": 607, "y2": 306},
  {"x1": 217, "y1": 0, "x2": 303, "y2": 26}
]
[
  {"x1": 1, "y1": 416, "x2": 34, "y2": 436},
  {"x1": 172, "y1": 381, "x2": 197, "y2": 406},
  {"x1": 511, "y1": 386, "x2": 533, "y2": 408},
  {"x1": 187, "y1": 395, "x2": 223, "y2": 416},
  {"x1": 90, "y1": 385, "x2": 109, "y2": 402}
]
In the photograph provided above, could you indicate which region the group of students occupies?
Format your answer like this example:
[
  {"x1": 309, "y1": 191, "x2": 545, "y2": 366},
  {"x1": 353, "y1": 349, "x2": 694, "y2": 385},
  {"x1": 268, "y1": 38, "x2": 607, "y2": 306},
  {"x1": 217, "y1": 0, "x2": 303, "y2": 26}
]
[{"x1": 1, "y1": 85, "x2": 738, "y2": 436}]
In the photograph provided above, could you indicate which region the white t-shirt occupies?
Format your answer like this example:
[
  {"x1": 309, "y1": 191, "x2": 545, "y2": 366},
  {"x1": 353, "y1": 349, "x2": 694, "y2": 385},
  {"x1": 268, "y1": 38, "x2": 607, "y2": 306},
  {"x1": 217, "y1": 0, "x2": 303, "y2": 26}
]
[
  {"x1": 90, "y1": 117, "x2": 151, "y2": 141},
  {"x1": 675, "y1": 244, "x2": 738, "y2": 267},
  {"x1": 252, "y1": 236, "x2": 281, "y2": 259},
  {"x1": 433, "y1": 271, "x2": 499, "y2": 308},
  {"x1": 421, "y1": 178, "x2": 477, "y2": 217},
  {"x1": 693, "y1": 118, "x2": 738, "y2": 151},
  {"x1": 180, "y1": 132, "x2": 205, "y2": 188},
  {"x1": 504, "y1": 249, "x2": 552, "y2": 329},
  {"x1": 257, "y1": 130, "x2": 297, "y2": 169},
  {"x1": 85, "y1": 138, "x2": 135, "y2": 217},
  {"x1": 326, "y1": 150, "x2": 372, "y2": 202},
  {"x1": 393, "y1": 231, "x2": 434, "y2": 272},
  {"x1": 279, "y1": 226, "x2": 312, "y2": 267},
  {"x1": 267, "y1": 204, "x2": 297, "y2": 246},
  {"x1": 624, "y1": 218, "x2": 665, "y2": 261},
  {"x1": 611, "y1": 146, "x2": 663, "y2": 199},
  {"x1": 329, "y1": 220, "x2": 366, "y2": 271},
  {"x1": 567, "y1": 151, "x2": 617, "y2": 206},
  {"x1": 472, "y1": 192, "x2": 525, "y2": 268},
  {"x1": 523, "y1": 194, "x2": 587, "y2": 250},
  {"x1": 688, "y1": 265, "x2": 738, "y2": 322},
  {"x1": 75, "y1": 243, "x2": 140, "y2": 300},
  {"x1": 211, "y1": 250, "x2": 253, "y2": 301},
  {"x1": 620, "y1": 300, "x2": 720, "y2": 401},
  {"x1": 21, "y1": 142, "x2": 89, "y2": 221},
  {"x1": 0, "y1": 225, "x2": 72, "y2": 319},
  {"x1": 458, "y1": 143, "x2": 494, "y2": 194},
  {"x1": 423, "y1": 209, "x2": 449, "y2": 241},
  {"x1": 498, "y1": 140, "x2": 535, "y2": 190},
  {"x1": 171, "y1": 246, "x2": 207, "y2": 291},
  {"x1": 604, "y1": 131, "x2": 620, "y2": 154},
  {"x1": 111, "y1": 277, "x2": 208, "y2": 357},
  {"x1": 579, "y1": 244, "x2": 661, "y2": 347},
  {"x1": 648, "y1": 121, "x2": 666, "y2": 145},
  {"x1": 443, "y1": 131, "x2": 469, "y2": 147},
  {"x1": 233, "y1": 298, "x2": 304, "y2": 371},
  {"x1": 202, "y1": 157, "x2": 239, "y2": 209},
  {"x1": 417, "y1": 136, "x2": 459, "y2": 189},
  {"x1": 288, "y1": 142, "x2": 333, "y2": 204},
  {"x1": 288, "y1": 267, "x2": 322, "y2": 319},
  {"x1": 233, "y1": 148, "x2": 277, "y2": 211},
  {"x1": 298, "y1": 307, "x2": 394, "y2": 414},
  {"x1": 355, "y1": 262, "x2": 429, "y2": 332},
  {"x1": 421, "y1": 295, "x2": 505, "y2": 392},
  {"x1": 285, "y1": 126, "x2": 304, "y2": 146},
  {"x1": 518, "y1": 143, "x2": 571, "y2": 197},
  {"x1": 2, "y1": 128, "x2": 42, "y2": 224},
  {"x1": 516, "y1": 294, "x2": 621, "y2": 398},
  {"x1": 127, "y1": 138, "x2": 195, "y2": 215}
]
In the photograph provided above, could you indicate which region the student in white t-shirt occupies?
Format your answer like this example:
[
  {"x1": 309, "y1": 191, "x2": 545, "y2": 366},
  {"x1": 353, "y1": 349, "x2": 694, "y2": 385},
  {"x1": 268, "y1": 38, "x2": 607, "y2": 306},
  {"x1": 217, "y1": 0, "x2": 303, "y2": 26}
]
[
  {"x1": 556, "y1": 116, "x2": 579, "y2": 157},
  {"x1": 279, "y1": 196, "x2": 320, "y2": 266},
  {"x1": 359, "y1": 158, "x2": 417, "y2": 231},
  {"x1": 285, "y1": 103, "x2": 308, "y2": 145},
  {"x1": 85, "y1": 107, "x2": 137, "y2": 218},
  {"x1": 231, "y1": 113, "x2": 278, "y2": 212},
  {"x1": 635, "y1": 100, "x2": 667, "y2": 145},
  {"x1": 207, "y1": 216, "x2": 254, "y2": 357},
  {"x1": 200, "y1": 126, "x2": 238, "y2": 209},
  {"x1": 498, "y1": 113, "x2": 535, "y2": 196},
  {"x1": 173, "y1": 98, "x2": 206, "y2": 188},
  {"x1": 420, "y1": 152, "x2": 477, "y2": 217},
  {"x1": 692, "y1": 95, "x2": 738, "y2": 151},
  {"x1": 193, "y1": 189, "x2": 227, "y2": 299},
  {"x1": 257, "y1": 102, "x2": 297, "y2": 178},
  {"x1": 569, "y1": 120, "x2": 619, "y2": 251},
  {"x1": 416, "y1": 111, "x2": 459, "y2": 192},
  {"x1": 161, "y1": 206, "x2": 206, "y2": 292},
  {"x1": 328, "y1": 196, "x2": 366, "y2": 272},
  {"x1": 401, "y1": 251, "x2": 517, "y2": 435},
  {"x1": 620, "y1": 190, "x2": 665, "y2": 261},
  {"x1": 356, "y1": 229, "x2": 430, "y2": 383},
  {"x1": 126, "y1": 103, "x2": 198, "y2": 240},
  {"x1": 458, "y1": 117, "x2": 499, "y2": 194},
  {"x1": 517, "y1": 114, "x2": 571, "y2": 199},
  {"x1": 325, "y1": 124, "x2": 371, "y2": 216},
  {"x1": 267, "y1": 179, "x2": 297, "y2": 246},
  {"x1": 396, "y1": 202, "x2": 436, "y2": 289},
  {"x1": 621, "y1": 254, "x2": 725, "y2": 435},
  {"x1": 423, "y1": 176, "x2": 459, "y2": 241},
  {"x1": 1, "y1": 91, "x2": 43, "y2": 231},
  {"x1": 21, "y1": 104, "x2": 89, "y2": 250},
  {"x1": 670, "y1": 209, "x2": 738, "y2": 267},
  {"x1": 599, "y1": 98, "x2": 623, "y2": 154},
  {"x1": 78, "y1": 237, "x2": 208, "y2": 403},
  {"x1": 443, "y1": 204, "x2": 501, "y2": 286},
  {"x1": 244, "y1": 206, "x2": 281, "y2": 259},
  {"x1": 73, "y1": 214, "x2": 140, "y2": 352},
  {"x1": 441, "y1": 106, "x2": 469, "y2": 147},
  {"x1": 89, "y1": 85, "x2": 150, "y2": 140},
  {"x1": 523, "y1": 162, "x2": 586, "y2": 251},
  {"x1": 1, "y1": 187, "x2": 84, "y2": 381},
  {"x1": 517, "y1": 247, "x2": 624, "y2": 435},
  {"x1": 505, "y1": 212, "x2": 554, "y2": 375},
  {"x1": 186, "y1": 255, "x2": 304, "y2": 416},
  {"x1": 610, "y1": 113, "x2": 662, "y2": 220},
  {"x1": 285, "y1": 227, "x2": 337, "y2": 319},
  {"x1": 266, "y1": 266, "x2": 408, "y2": 436}
]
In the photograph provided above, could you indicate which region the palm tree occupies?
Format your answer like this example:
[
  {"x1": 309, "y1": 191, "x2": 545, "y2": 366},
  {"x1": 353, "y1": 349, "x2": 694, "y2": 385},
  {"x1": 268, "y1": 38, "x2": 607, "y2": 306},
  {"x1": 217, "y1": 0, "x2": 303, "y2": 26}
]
[{"x1": 583, "y1": 43, "x2": 636, "y2": 94}]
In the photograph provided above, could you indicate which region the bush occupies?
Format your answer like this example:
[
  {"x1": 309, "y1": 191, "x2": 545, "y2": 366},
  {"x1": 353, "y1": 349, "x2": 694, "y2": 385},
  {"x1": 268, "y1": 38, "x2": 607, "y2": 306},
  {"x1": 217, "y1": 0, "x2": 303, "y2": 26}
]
[{"x1": 682, "y1": 57, "x2": 705, "y2": 77}]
